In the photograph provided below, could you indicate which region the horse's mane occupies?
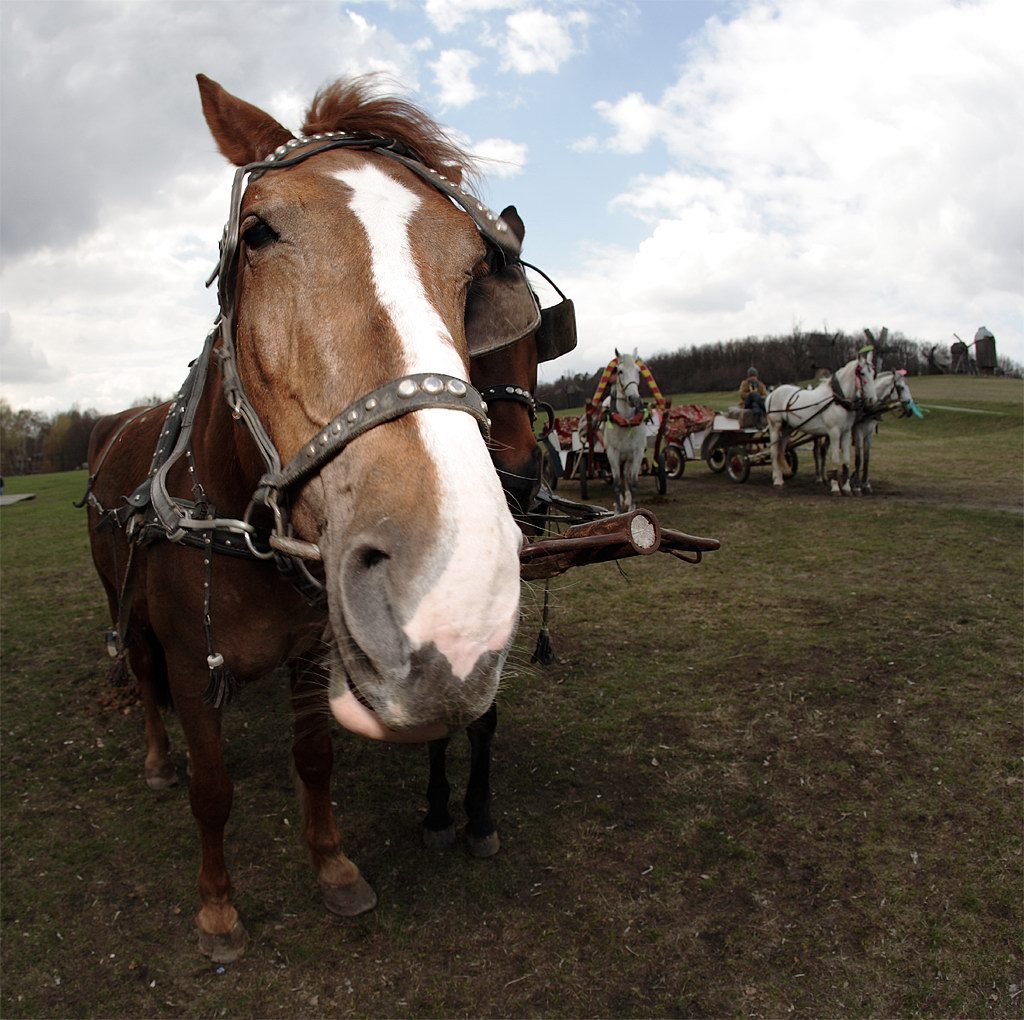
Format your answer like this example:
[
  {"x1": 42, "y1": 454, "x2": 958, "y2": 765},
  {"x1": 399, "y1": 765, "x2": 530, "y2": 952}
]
[{"x1": 302, "y1": 76, "x2": 478, "y2": 191}]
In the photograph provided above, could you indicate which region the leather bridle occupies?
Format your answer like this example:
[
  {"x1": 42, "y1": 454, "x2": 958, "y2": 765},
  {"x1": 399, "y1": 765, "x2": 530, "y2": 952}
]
[{"x1": 83, "y1": 131, "x2": 529, "y2": 607}]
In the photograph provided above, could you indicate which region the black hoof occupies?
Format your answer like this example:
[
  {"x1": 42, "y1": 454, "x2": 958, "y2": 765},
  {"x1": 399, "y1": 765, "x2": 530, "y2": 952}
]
[
  {"x1": 422, "y1": 822, "x2": 457, "y2": 850},
  {"x1": 466, "y1": 828, "x2": 500, "y2": 859}
]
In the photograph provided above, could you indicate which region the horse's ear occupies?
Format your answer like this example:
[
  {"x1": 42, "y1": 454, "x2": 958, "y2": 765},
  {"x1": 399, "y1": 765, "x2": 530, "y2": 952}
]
[
  {"x1": 197, "y1": 73, "x2": 294, "y2": 167},
  {"x1": 632, "y1": 347, "x2": 638, "y2": 358},
  {"x1": 614, "y1": 347, "x2": 620, "y2": 358},
  {"x1": 498, "y1": 206, "x2": 526, "y2": 246}
]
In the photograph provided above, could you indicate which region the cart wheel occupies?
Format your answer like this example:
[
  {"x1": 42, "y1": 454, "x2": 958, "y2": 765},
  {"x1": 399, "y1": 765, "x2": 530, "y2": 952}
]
[
  {"x1": 664, "y1": 444, "x2": 685, "y2": 479},
  {"x1": 708, "y1": 447, "x2": 727, "y2": 473},
  {"x1": 784, "y1": 448, "x2": 799, "y2": 478},
  {"x1": 726, "y1": 449, "x2": 751, "y2": 483},
  {"x1": 656, "y1": 452, "x2": 668, "y2": 495}
]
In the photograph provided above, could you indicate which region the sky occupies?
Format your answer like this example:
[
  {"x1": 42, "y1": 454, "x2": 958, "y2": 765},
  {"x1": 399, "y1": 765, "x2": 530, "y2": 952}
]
[{"x1": 1, "y1": 0, "x2": 1021, "y2": 416}]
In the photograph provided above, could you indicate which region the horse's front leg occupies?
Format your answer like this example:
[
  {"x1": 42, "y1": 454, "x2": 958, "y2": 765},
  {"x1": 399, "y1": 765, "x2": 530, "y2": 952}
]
[
  {"x1": 769, "y1": 420, "x2": 788, "y2": 487},
  {"x1": 624, "y1": 441, "x2": 641, "y2": 511},
  {"x1": 607, "y1": 448, "x2": 626, "y2": 512},
  {"x1": 290, "y1": 662, "x2": 377, "y2": 917},
  {"x1": 838, "y1": 428, "x2": 853, "y2": 495},
  {"x1": 826, "y1": 428, "x2": 843, "y2": 495},
  {"x1": 464, "y1": 702, "x2": 500, "y2": 858},
  {"x1": 165, "y1": 659, "x2": 247, "y2": 963},
  {"x1": 813, "y1": 437, "x2": 827, "y2": 485},
  {"x1": 618, "y1": 460, "x2": 633, "y2": 513},
  {"x1": 423, "y1": 735, "x2": 457, "y2": 848},
  {"x1": 860, "y1": 427, "x2": 875, "y2": 494}
]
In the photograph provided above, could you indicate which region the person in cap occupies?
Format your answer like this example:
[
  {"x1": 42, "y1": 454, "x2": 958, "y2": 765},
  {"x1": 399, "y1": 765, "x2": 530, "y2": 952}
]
[{"x1": 739, "y1": 366, "x2": 768, "y2": 424}]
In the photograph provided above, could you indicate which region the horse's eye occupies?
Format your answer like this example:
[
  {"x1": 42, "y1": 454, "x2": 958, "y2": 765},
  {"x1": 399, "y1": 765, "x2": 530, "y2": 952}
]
[{"x1": 242, "y1": 220, "x2": 277, "y2": 249}]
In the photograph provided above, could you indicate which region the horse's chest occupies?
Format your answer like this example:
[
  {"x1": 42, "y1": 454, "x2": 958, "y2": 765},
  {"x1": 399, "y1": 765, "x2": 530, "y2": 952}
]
[{"x1": 146, "y1": 544, "x2": 320, "y2": 677}]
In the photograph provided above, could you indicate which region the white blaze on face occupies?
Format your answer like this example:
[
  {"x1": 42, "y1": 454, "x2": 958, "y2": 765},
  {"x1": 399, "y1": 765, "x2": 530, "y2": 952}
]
[{"x1": 332, "y1": 163, "x2": 520, "y2": 679}]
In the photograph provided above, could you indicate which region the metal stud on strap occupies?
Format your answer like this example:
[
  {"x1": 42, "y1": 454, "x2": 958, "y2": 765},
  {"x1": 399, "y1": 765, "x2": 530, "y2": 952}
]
[{"x1": 260, "y1": 372, "x2": 489, "y2": 498}]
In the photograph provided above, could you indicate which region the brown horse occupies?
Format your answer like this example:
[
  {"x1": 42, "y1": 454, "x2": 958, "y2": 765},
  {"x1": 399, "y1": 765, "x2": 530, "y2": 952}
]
[{"x1": 84, "y1": 74, "x2": 548, "y2": 961}]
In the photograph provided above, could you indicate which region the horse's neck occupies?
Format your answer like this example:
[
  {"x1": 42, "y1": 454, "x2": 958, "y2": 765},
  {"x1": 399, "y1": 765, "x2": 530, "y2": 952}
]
[{"x1": 834, "y1": 361, "x2": 859, "y2": 399}]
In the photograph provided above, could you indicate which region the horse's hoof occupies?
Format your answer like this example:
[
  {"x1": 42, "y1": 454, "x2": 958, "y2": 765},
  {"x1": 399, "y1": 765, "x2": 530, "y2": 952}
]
[
  {"x1": 422, "y1": 822, "x2": 457, "y2": 851},
  {"x1": 145, "y1": 763, "x2": 178, "y2": 790},
  {"x1": 320, "y1": 875, "x2": 377, "y2": 917},
  {"x1": 198, "y1": 920, "x2": 248, "y2": 963},
  {"x1": 466, "y1": 828, "x2": 500, "y2": 859}
]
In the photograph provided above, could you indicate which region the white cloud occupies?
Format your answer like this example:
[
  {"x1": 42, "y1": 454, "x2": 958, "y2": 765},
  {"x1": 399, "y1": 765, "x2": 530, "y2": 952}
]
[
  {"x1": 593, "y1": 92, "x2": 662, "y2": 155},
  {"x1": 266, "y1": 88, "x2": 308, "y2": 133},
  {"x1": 472, "y1": 138, "x2": 528, "y2": 177},
  {"x1": 501, "y1": 8, "x2": 588, "y2": 75},
  {"x1": 425, "y1": 0, "x2": 522, "y2": 34},
  {"x1": 570, "y1": 0, "x2": 1024, "y2": 364},
  {"x1": 2, "y1": 166, "x2": 231, "y2": 415},
  {"x1": 431, "y1": 48, "x2": 484, "y2": 108}
]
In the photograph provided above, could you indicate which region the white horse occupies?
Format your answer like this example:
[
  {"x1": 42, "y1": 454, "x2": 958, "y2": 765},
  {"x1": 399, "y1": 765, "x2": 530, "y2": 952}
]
[
  {"x1": 814, "y1": 370, "x2": 922, "y2": 493},
  {"x1": 600, "y1": 348, "x2": 648, "y2": 513},
  {"x1": 767, "y1": 349, "x2": 877, "y2": 494}
]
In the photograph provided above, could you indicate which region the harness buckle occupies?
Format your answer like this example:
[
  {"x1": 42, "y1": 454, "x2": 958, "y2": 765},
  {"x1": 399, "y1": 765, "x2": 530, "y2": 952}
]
[{"x1": 241, "y1": 490, "x2": 280, "y2": 561}]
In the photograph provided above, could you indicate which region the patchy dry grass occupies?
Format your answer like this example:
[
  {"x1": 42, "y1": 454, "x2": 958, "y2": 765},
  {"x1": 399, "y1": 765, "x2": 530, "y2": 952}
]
[{"x1": 1, "y1": 375, "x2": 1021, "y2": 1018}]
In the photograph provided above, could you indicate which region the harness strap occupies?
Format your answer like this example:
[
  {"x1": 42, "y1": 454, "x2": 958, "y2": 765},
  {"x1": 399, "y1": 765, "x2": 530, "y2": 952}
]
[
  {"x1": 479, "y1": 383, "x2": 536, "y2": 421},
  {"x1": 216, "y1": 318, "x2": 282, "y2": 476},
  {"x1": 262, "y1": 373, "x2": 488, "y2": 498},
  {"x1": 124, "y1": 328, "x2": 218, "y2": 532},
  {"x1": 829, "y1": 373, "x2": 854, "y2": 411}
]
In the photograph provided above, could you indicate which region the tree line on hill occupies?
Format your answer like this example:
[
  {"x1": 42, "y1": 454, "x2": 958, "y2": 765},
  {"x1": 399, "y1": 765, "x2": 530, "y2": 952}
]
[
  {"x1": 0, "y1": 395, "x2": 151, "y2": 478},
  {"x1": 2, "y1": 330, "x2": 1019, "y2": 474},
  {"x1": 0, "y1": 401, "x2": 99, "y2": 477},
  {"x1": 537, "y1": 330, "x2": 1020, "y2": 410}
]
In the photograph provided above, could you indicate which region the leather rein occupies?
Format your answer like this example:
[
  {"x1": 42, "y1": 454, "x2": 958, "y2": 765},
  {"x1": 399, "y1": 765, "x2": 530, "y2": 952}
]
[{"x1": 82, "y1": 132, "x2": 521, "y2": 609}]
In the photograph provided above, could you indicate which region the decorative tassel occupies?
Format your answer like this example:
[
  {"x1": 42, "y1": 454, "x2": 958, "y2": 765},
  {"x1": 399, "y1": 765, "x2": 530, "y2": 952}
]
[
  {"x1": 200, "y1": 511, "x2": 239, "y2": 709},
  {"x1": 104, "y1": 629, "x2": 130, "y2": 686},
  {"x1": 107, "y1": 654, "x2": 131, "y2": 688},
  {"x1": 530, "y1": 578, "x2": 555, "y2": 666},
  {"x1": 531, "y1": 626, "x2": 554, "y2": 666},
  {"x1": 203, "y1": 653, "x2": 239, "y2": 709}
]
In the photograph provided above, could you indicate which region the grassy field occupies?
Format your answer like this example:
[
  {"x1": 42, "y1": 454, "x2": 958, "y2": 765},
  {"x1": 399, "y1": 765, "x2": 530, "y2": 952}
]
[{"x1": 1, "y1": 375, "x2": 1021, "y2": 1018}]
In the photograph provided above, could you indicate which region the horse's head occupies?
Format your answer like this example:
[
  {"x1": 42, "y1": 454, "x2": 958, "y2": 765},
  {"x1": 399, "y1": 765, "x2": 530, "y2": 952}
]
[
  {"x1": 855, "y1": 347, "x2": 878, "y2": 406},
  {"x1": 613, "y1": 347, "x2": 645, "y2": 417},
  {"x1": 198, "y1": 75, "x2": 523, "y2": 739},
  {"x1": 469, "y1": 206, "x2": 542, "y2": 518},
  {"x1": 892, "y1": 370, "x2": 923, "y2": 418}
]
